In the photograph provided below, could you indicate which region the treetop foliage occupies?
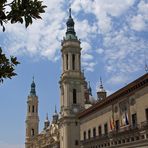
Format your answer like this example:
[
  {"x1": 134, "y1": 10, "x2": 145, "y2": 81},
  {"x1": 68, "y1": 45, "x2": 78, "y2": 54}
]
[
  {"x1": 0, "y1": 0, "x2": 47, "y2": 31},
  {"x1": 0, "y1": 0, "x2": 46, "y2": 83}
]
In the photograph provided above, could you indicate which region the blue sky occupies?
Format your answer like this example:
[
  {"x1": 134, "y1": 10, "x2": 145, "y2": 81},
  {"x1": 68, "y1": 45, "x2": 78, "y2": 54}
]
[{"x1": 0, "y1": 0, "x2": 148, "y2": 147}]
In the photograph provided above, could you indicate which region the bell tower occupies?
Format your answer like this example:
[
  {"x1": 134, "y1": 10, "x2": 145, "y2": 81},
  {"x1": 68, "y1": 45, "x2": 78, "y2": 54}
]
[
  {"x1": 25, "y1": 78, "x2": 39, "y2": 148},
  {"x1": 59, "y1": 9, "x2": 85, "y2": 148}
]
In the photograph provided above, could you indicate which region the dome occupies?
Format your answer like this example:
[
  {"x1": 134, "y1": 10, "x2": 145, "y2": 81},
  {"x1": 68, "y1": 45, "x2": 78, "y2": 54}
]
[
  {"x1": 66, "y1": 17, "x2": 74, "y2": 27},
  {"x1": 31, "y1": 81, "x2": 35, "y2": 88},
  {"x1": 97, "y1": 77, "x2": 106, "y2": 93},
  {"x1": 30, "y1": 77, "x2": 36, "y2": 96},
  {"x1": 65, "y1": 8, "x2": 77, "y2": 39}
]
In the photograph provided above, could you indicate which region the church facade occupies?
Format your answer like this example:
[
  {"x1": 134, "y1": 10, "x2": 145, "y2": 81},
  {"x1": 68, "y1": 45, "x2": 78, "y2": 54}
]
[{"x1": 25, "y1": 9, "x2": 148, "y2": 148}]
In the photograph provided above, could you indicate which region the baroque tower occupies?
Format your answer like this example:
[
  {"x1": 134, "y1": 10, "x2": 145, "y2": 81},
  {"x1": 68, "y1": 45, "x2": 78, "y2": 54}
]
[
  {"x1": 25, "y1": 78, "x2": 39, "y2": 148},
  {"x1": 59, "y1": 9, "x2": 85, "y2": 148}
]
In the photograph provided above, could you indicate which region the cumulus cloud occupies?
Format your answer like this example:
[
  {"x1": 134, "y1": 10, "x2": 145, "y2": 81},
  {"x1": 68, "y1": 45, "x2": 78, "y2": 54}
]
[
  {"x1": 130, "y1": 14, "x2": 146, "y2": 31},
  {"x1": 107, "y1": 74, "x2": 129, "y2": 85},
  {"x1": 2, "y1": 0, "x2": 66, "y2": 62},
  {"x1": 72, "y1": 0, "x2": 136, "y2": 33},
  {"x1": 0, "y1": 0, "x2": 147, "y2": 82},
  {"x1": 130, "y1": 0, "x2": 148, "y2": 31},
  {"x1": 102, "y1": 28, "x2": 148, "y2": 84}
]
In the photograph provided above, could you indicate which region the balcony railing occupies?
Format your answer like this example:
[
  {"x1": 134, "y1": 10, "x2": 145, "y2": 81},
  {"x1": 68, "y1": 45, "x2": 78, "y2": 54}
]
[
  {"x1": 141, "y1": 120, "x2": 148, "y2": 129},
  {"x1": 81, "y1": 121, "x2": 148, "y2": 145}
]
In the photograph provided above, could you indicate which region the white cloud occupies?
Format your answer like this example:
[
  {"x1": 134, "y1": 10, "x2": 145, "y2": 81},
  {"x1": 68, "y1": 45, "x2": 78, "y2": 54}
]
[
  {"x1": 130, "y1": 0, "x2": 148, "y2": 31},
  {"x1": 2, "y1": 0, "x2": 66, "y2": 61},
  {"x1": 82, "y1": 54, "x2": 93, "y2": 61},
  {"x1": 1, "y1": 0, "x2": 147, "y2": 80},
  {"x1": 72, "y1": 0, "x2": 136, "y2": 33},
  {"x1": 96, "y1": 48, "x2": 104, "y2": 54},
  {"x1": 130, "y1": 14, "x2": 146, "y2": 31},
  {"x1": 107, "y1": 74, "x2": 128, "y2": 85},
  {"x1": 103, "y1": 29, "x2": 148, "y2": 74},
  {"x1": 82, "y1": 61, "x2": 96, "y2": 72}
]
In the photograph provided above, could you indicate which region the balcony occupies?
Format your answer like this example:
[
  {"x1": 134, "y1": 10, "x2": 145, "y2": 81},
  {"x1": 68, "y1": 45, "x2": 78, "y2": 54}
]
[
  {"x1": 81, "y1": 121, "x2": 148, "y2": 148},
  {"x1": 141, "y1": 120, "x2": 148, "y2": 129}
]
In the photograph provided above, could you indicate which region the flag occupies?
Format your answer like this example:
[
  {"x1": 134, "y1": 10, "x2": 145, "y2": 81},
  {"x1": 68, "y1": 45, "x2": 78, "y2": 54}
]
[
  {"x1": 110, "y1": 116, "x2": 115, "y2": 130},
  {"x1": 120, "y1": 114, "x2": 124, "y2": 126},
  {"x1": 110, "y1": 118, "x2": 113, "y2": 130}
]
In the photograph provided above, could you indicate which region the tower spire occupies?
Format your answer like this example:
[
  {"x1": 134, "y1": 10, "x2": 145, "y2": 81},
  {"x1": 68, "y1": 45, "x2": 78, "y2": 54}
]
[
  {"x1": 26, "y1": 77, "x2": 39, "y2": 148},
  {"x1": 52, "y1": 105, "x2": 58, "y2": 124},
  {"x1": 55, "y1": 105, "x2": 57, "y2": 114},
  {"x1": 65, "y1": 8, "x2": 77, "y2": 40},
  {"x1": 88, "y1": 81, "x2": 92, "y2": 96},
  {"x1": 30, "y1": 77, "x2": 36, "y2": 96},
  {"x1": 44, "y1": 113, "x2": 50, "y2": 130},
  {"x1": 97, "y1": 77, "x2": 107, "y2": 100},
  {"x1": 99, "y1": 77, "x2": 104, "y2": 90}
]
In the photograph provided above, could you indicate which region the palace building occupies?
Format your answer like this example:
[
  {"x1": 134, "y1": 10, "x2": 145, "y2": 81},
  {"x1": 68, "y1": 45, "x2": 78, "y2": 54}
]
[{"x1": 25, "y1": 9, "x2": 148, "y2": 148}]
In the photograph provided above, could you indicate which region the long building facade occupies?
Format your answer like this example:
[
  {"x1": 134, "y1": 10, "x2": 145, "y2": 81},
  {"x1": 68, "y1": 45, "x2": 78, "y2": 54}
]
[{"x1": 25, "y1": 9, "x2": 148, "y2": 148}]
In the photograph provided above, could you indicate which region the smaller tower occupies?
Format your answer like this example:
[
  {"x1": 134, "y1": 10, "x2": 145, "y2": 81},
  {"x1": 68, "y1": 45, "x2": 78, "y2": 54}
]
[
  {"x1": 88, "y1": 81, "x2": 92, "y2": 96},
  {"x1": 44, "y1": 113, "x2": 50, "y2": 130},
  {"x1": 97, "y1": 77, "x2": 107, "y2": 100},
  {"x1": 25, "y1": 78, "x2": 39, "y2": 148},
  {"x1": 52, "y1": 106, "x2": 59, "y2": 124}
]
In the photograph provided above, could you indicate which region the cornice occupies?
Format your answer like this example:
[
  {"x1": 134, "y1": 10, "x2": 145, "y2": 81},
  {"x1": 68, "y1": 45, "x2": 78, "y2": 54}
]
[{"x1": 78, "y1": 73, "x2": 148, "y2": 119}]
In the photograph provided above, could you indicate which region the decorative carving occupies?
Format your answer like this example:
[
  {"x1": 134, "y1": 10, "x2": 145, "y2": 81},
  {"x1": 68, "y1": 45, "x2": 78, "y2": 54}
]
[{"x1": 130, "y1": 98, "x2": 135, "y2": 106}]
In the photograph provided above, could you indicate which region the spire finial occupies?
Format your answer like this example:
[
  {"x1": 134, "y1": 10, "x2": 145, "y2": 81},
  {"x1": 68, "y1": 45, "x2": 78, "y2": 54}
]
[
  {"x1": 69, "y1": 7, "x2": 71, "y2": 18},
  {"x1": 55, "y1": 105, "x2": 57, "y2": 113},
  {"x1": 33, "y1": 76, "x2": 34, "y2": 82},
  {"x1": 88, "y1": 81, "x2": 92, "y2": 96},
  {"x1": 100, "y1": 77, "x2": 103, "y2": 88}
]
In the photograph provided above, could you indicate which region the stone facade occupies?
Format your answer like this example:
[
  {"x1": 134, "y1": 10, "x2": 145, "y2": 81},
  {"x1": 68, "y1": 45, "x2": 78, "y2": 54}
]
[
  {"x1": 79, "y1": 74, "x2": 148, "y2": 148},
  {"x1": 25, "y1": 9, "x2": 148, "y2": 148}
]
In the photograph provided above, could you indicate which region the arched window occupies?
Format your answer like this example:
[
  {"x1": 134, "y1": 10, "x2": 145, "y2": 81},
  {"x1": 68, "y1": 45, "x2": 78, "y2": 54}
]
[
  {"x1": 73, "y1": 89, "x2": 77, "y2": 104},
  {"x1": 32, "y1": 105, "x2": 34, "y2": 113},
  {"x1": 98, "y1": 125, "x2": 102, "y2": 136},
  {"x1": 83, "y1": 131, "x2": 86, "y2": 140},
  {"x1": 93, "y1": 127, "x2": 96, "y2": 137},
  {"x1": 88, "y1": 129, "x2": 91, "y2": 139},
  {"x1": 31, "y1": 129, "x2": 34, "y2": 136},
  {"x1": 72, "y1": 54, "x2": 75, "y2": 70},
  {"x1": 66, "y1": 54, "x2": 68, "y2": 70},
  {"x1": 104, "y1": 123, "x2": 108, "y2": 135}
]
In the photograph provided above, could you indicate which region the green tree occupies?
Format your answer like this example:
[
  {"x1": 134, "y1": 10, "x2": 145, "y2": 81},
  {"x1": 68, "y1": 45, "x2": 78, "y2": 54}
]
[{"x1": 0, "y1": 0, "x2": 46, "y2": 83}]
